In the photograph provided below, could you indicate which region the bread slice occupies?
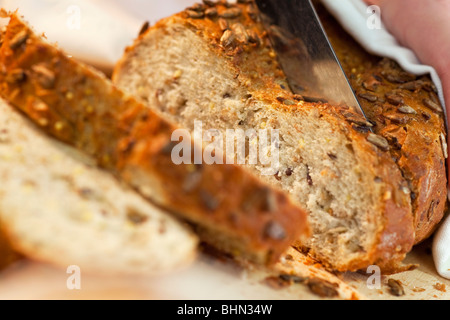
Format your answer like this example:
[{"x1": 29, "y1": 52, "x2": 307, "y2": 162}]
[
  {"x1": 0, "y1": 13, "x2": 310, "y2": 266},
  {"x1": 0, "y1": 98, "x2": 199, "y2": 275},
  {"x1": 317, "y1": 4, "x2": 448, "y2": 244},
  {"x1": 112, "y1": 1, "x2": 415, "y2": 272}
]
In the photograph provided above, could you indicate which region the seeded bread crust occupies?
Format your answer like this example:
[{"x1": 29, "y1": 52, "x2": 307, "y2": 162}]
[
  {"x1": 113, "y1": 1, "x2": 415, "y2": 272},
  {"x1": 0, "y1": 14, "x2": 310, "y2": 266},
  {"x1": 317, "y1": 5, "x2": 448, "y2": 244}
]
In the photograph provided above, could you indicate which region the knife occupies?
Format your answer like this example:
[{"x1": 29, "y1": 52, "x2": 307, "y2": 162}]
[{"x1": 255, "y1": 0, "x2": 367, "y2": 118}]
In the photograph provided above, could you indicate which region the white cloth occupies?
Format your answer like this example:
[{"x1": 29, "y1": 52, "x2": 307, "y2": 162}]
[
  {"x1": 2, "y1": 0, "x2": 449, "y2": 279},
  {"x1": 434, "y1": 208, "x2": 450, "y2": 279},
  {"x1": 322, "y1": 0, "x2": 449, "y2": 280}
]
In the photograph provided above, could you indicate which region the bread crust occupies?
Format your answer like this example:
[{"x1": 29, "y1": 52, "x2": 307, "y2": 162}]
[
  {"x1": 114, "y1": 1, "x2": 415, "y2": 272},
  {"x1": 0, "y1": 14, "x2": 310, "y2": 266},
  {"x1": 317, "y1": 5, "x2": 448, "y2": 244},
  {"x1": 0, "y1": 225, "x2": 20, "y2": 271}
]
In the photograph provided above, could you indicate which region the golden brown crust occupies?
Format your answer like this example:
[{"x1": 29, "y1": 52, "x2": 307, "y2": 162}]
[
  {"x1": 0, "y1": 14, "x2": 310, "y2": 266},
  {"x1": 317, "y1": 5, "x2": 448, "y2": 244},
  {"x1": 0, "y1": 226, "x2": 21, "y2": 270},
  {"x1": 117, "y1": 1, "x2": 415, "y2": 272}
]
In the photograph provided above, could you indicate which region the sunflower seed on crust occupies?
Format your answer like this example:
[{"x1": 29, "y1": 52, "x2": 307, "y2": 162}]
[
  {"x1": 220, "y1": 7, "x2": 242, "y2": 19},
  {"x1": 358, "y1": 93, "x2": 378, "y2": 102},
  {"x1": 423, "y1": 98, "x2": 443, "y2": 113},
  {"x1": 398, "y1": 105, "x2": 417, "y2": 115},
  {"x1": 231, "y1": 23, "x2": 249, "y2": 44},
  {"x1": 9, "y1": 30, "x2": 28, "y2": 50},
  {"x1": 205, "y1": 7, "x2": 218, "y2": 18},
  {"x1": 367, "y1": 133, "x2": 390, "y2": 151},
  {"x1": 220, "y1": 29, "x2": 236, "y2": 48},
  {"x1": 186, "y1": 10, "x2": 205, "y2": 19},
  {"x1": 385, "y1": 93, "x2": 404, "y2": 106},
  {"x1": 32, "y1": 65, "x2": 56, "y2": 89}
]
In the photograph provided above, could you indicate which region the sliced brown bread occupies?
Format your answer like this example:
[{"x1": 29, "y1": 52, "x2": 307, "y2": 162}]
[
  {"x1": 112, "y1": 2, "x2": 415, "y2": 272},
  {"x1": 316, "y1": 4, "x2": 448, "y2": 244},
  {"x1": 0, "y1": 13, "x2": 310, "y2": 266},
  {"x1": 0, "y1": 97, "x2": 199, "y2": 275}
]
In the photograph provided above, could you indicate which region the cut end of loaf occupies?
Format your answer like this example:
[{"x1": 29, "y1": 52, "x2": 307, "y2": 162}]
[
  {"x1": 0, "y1": 98, "x2": 199, "y2": 276},
  {"x1": 0, "y1": 13, "x2": 310, "y2": 268},
  {"x1": 113, "y1": 2, "x2": 415, "y2": 272}
]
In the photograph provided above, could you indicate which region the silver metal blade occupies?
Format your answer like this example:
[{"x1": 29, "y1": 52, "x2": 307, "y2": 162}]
[{"x1": 255, "y1": 0, "x2": 366, "y2": 117}]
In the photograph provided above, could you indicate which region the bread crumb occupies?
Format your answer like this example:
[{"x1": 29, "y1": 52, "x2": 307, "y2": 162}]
[
  {"x1": 262, "y1": 276, "x2": 291, "y2": 290},
  {"x1": 433, "y1": 283, "x2": 446, "y2": 292}
]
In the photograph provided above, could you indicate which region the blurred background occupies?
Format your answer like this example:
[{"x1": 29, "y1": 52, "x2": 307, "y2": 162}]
[{"x1": 0, "y1": 0, "x2": 200, "y2": 72}]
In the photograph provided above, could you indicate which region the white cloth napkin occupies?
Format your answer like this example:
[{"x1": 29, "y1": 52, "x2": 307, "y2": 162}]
[{"x1": 2, "y1": 0, "x2": 449, "y2": 279}]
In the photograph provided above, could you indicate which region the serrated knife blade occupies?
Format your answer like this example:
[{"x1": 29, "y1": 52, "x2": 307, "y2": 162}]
[{"x1": 255, "y1": 0, "x2": 367, "y2": 118}]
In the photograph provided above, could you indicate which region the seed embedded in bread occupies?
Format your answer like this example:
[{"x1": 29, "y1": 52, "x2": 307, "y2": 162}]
[
  {"x1": 9, "y1": 30, "x2": 28, "y2": 49},
  {"x1": 138, "y1": 21, "x2": 150, "y2": 36},
  {"x1": 423, "y1": 98, "x2": 443, "y2": 113},
  {"x1": 220, "y1": 7, "x2": 242, "y2": 19},
  {"x1": 187, "y1": 10, "x2": 205, "y2": 19},
  {"x1": 220, "y1": 29, "x2": 236, "y2": 48},
  {"x1": 397, "y1": 105, "x2": 417, "y2": 114},
  {"x1": 385, "y1": 93, "x2": 404, "y2": 106},
  {"x1": 367, "y1": 133, "x2": 390, "y2": 151},
  {"x1": 231, "y1": 23, "x2": 249, "y2": 44},
  {"x1": 32, "y1": 65, "x2": 56, "y2": 89},
  {"x1": 205, "y1": 7, "x2": 218, "y2": 18},
  {"x1": 358, "y1": 93, "x2": 378, "y2": 103}
]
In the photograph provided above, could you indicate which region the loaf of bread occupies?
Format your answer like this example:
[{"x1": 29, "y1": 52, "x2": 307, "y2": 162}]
[
  {"x1": 0, "y1": 97, "x2": 200, "y2": 275},
  {"x1": 113, "y1": 1, "x2": 417, "y2": 272},
  {"x1": 316, "y1": 4, "x2": 448, "y2": 244},
  {"x1": 0, "y1": 13, "x2": 310, "y2": 266}
]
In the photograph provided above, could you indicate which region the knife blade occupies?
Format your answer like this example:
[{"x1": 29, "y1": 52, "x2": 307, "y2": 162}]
[{"x1": 255, "y1": 0, "x2": 367, "y2": 118}]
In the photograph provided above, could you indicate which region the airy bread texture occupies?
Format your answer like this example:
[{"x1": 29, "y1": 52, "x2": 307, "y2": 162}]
[
  {"x1": 0, "y1": 98, "x2": 198, "y2": 275},
  {"x1": 0, "y1": 14, "x2": 310, "y2": 266},
  {"x1": 113, "y1": 2, "x2": 415, "y2": 271}
]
